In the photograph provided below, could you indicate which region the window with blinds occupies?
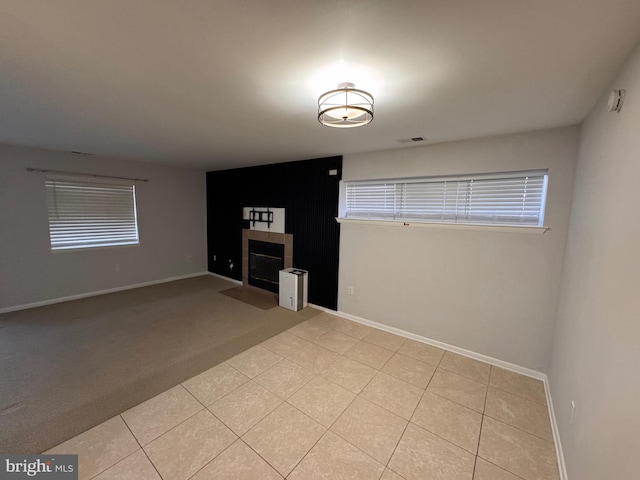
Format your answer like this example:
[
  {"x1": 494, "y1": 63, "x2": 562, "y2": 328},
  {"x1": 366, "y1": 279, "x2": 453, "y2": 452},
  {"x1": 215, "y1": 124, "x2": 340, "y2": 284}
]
[
  {"x1": 343, "y1": 170, "x2": 548, "y2": 227},
  {"x1": 46, "y1": 176, "x2": 140, "y2": 251}
]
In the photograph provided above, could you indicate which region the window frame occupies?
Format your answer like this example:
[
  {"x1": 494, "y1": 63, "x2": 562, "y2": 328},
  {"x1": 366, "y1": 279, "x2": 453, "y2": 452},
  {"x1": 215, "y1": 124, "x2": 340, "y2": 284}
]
[
  {"x1": 45, "y1": 175, "x2": 141, "y2": 252},
  {"x1": 338, "y1": 169, "x2": 549, "y2": 231}
]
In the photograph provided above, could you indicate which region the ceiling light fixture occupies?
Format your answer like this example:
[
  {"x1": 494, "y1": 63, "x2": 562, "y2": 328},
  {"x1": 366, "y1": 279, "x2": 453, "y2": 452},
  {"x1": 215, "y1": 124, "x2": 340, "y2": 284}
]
[{"x1": 318, "y1": 82, "x2": 374, "y2": 128}]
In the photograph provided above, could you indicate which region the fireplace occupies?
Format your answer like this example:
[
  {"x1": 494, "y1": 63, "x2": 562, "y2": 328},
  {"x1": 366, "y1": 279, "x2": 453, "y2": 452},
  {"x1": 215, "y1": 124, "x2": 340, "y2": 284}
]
[
  {"x1": 242, "y1": 229, "x2": 293, "y2": 292},
  {"x1": 248, "y1": 240, "x2": 284, "y2": 293}
]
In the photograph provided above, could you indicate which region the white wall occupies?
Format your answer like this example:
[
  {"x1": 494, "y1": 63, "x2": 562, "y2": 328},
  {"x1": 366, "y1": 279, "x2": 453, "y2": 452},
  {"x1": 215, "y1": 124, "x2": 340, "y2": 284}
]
[
  {"x1": 548, "y1": 44, "x2": 640, "y2": 479},
  {"x1": 339, "y1": 127, "x2": 578, "y2": 371},
  {"x1": 0, "y1": 144, "x2": 207, "y2": 310}
]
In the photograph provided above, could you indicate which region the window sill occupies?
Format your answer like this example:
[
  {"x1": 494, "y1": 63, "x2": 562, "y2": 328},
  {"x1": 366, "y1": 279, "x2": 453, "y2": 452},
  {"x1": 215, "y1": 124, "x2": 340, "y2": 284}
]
[
  {"x1": 51, "y1": 242, "x2": 141, "y2": 253},
  {"x1": 335, "y1": 217, "x2": 549, "y2": 234}
]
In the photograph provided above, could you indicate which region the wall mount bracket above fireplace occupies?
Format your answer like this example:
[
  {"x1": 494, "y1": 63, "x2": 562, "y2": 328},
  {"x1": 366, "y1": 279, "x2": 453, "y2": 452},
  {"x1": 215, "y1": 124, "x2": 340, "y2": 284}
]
[
  {"x1": 249, "y1": 208, "x2": 273, "y2": 228},
  {"x1": 243, "y1": 207, "x2": 285, "y2": 233}
]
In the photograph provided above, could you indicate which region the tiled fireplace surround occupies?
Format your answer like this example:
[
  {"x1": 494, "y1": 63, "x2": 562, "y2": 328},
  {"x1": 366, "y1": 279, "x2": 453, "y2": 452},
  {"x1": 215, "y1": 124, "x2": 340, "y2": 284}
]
[{"x1": 242, "y1": 229, "x2": 293, "y2": 287}]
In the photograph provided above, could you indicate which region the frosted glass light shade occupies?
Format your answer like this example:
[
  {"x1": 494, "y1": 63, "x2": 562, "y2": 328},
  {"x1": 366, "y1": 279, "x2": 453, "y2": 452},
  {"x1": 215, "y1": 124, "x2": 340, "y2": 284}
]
[{"x1": 318, "y1": 83, "x2": 374, "y2": 128}]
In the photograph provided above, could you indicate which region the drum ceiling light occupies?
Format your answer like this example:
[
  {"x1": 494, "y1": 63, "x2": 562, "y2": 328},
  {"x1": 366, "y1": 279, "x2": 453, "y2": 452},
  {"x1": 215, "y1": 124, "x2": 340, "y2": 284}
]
[{"x1": 318, "y1": 82, "x2": 374, "y2": 128}]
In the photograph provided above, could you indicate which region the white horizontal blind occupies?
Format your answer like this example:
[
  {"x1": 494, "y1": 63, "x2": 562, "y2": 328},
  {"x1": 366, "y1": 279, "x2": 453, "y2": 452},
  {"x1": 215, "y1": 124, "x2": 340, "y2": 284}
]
[
  {"x1": 345, "y1": 170, "x2": 548, "y2": 227},
  {"x1": 46, "y1": 176, "x2": 139, "y2": 250},
  {"x1": 345, "y1": 182, "x2": 398, "y2": 219}
]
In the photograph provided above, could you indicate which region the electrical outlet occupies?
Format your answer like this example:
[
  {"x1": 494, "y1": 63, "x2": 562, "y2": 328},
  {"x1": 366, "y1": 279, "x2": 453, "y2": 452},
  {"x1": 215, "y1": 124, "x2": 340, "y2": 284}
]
[
  {"x1": 186, "y1": 255, "x2": 193, "y2": 263},
  {"x1": 213, "y1": 254, "x2": 217, "y2": 261},
  {"x1": 115, "y1": 264, "x2": 121, "y2": 272},
  {"x1": 348, "y1": 286, "x2": 354, "y2": 295}
]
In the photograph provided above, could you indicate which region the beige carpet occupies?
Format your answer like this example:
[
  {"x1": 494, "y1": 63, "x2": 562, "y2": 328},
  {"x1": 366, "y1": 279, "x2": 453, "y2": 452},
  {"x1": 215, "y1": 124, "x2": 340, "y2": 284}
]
[{"x1": 0, "y1": 275, "x2": 320, "y2": 453}]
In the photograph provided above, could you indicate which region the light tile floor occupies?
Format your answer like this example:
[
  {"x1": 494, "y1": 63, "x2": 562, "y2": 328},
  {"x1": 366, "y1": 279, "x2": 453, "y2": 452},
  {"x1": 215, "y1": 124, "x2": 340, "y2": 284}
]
[{"x1": 46, "y1": 312, "x2": 560, "y2": 480}]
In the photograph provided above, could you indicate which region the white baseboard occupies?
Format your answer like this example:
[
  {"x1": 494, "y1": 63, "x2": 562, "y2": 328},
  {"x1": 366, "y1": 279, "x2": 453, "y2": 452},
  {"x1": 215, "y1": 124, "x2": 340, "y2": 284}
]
[
  {"x1": 309, "y1": 304, "x2": 544, "y2": 379},
  {"x1": 0, "y1": 272, "x2": 210, "y2": 314},
  {"x1": 308, "y1": 303, "x2": 567, "y2": 480},
  {"x1": 207, "y1": 272, "x2": 243, "y2": 285},
  {"x1": 545, "y1": 379, "x2": 569, "y2": 480}
]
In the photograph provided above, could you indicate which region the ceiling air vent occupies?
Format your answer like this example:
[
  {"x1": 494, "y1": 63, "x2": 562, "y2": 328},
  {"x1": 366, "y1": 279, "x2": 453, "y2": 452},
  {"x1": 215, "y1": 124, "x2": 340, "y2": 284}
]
[{"x1": 397, "y1": 136, "x2": 426, "y2": 144}]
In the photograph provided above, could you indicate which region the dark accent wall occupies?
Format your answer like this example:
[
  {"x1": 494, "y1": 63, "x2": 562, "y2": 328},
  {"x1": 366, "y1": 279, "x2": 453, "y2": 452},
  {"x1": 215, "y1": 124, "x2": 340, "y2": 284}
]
[{"x1": 206, "y1": 156, "x2": 342, "y2": 310}]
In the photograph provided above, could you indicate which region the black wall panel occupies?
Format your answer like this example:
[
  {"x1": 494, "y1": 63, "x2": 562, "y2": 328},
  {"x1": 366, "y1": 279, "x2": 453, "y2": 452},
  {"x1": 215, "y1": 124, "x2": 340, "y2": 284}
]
[{"x1": 206, "y1": 156, "x2": 342, "y2": 310}]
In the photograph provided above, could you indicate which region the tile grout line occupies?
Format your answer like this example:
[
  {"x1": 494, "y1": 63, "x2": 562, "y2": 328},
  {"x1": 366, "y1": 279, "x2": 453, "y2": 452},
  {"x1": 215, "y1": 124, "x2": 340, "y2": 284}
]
[
  {"x1": 204, "y1": 400, "x2": 236, "y2": 430},
  {"x1": 381, "y1": 347, "x2": 446, "y2": 472},
  {"x1": 485, "y1": 369, "x2": 556, "y2": 444},
  {"x1": 477, "y1": 415, "x2": 557, "y2": 479},
  {"x1": 284, "y1": 397, "x2": 400, "y2": 478},
  {"x1": 488, "y1": 383, "x2": 549, "y2": 408},
  {"x1": 204, "y1": 364, "x2": 339, "y2": 477},
  {"x1": 482, "y1": 411, "x2": 556, "y2": 445},
  {"x1": 119, "y1": 415, "x2": 165, "y2": 480},
  {"x1": 404, "y1": 420, "x2": 480, "y2": 457},
  {"x1": 387, "y1": 348, "x2": 487, "y2": 468},
  {"x1": 481, "y1": 412, "x2": 557, "y2": 444},
  {"x1": 86, "y1": 449, "x2": 140, "y2": 480},
  {"x1": 475, "y1": 457, "x2": 528, "y2": 480},
  {"x1": 471, "y1": 365, "x2": 492, "y2": 479},
  {"x1": 274, "y1": 342, "x2": 392, "y2": 477},
  {"x1": 119, "y1": 372, "x2": 242, "y2": 469},
  {"x1": 201, "y1": 395, "x2": 294, "y2": 477},
  {"x1": 284, "y1": 344, "x2": 338, "y2": 374},
  {"x1": 340, "y1": 342, "x2": 397, "y2": 372},
  {"x1": 481, "y1": 365, "x2": 490, "y2": 410},
  {"x1": 250, "y1": 400, "x2": 330, "y2": 478},
  {"x1": 128, "y1": 397, "x2": 208, "y2": 450},
  {"x1": 250, "y1": 349, "x2": 318, "y2": 400},
  {"x1": 289, "y1": 361, "x2": 361, "y2": 434},
  {"x1": 438, "y1": 365, "x2": 491, "y2": 385},
  {"x1": 228, "y1": 346, "x2": 286, "y2": 379},
  {"x1": 180, "y1": 381, "x2": 209, "y2": 409},
  {"x1": 427, "y1": 390, "x2": 485, "y2": 414},
  {"x1": 234, "y1": 438, "x2": 286, "y2": 479},
  {"x1": 435, "y1": 364, "x2": 490, "y2": 385},
  {"x1": 208, "y1": 379, "x2": 286, "y2": 433},
  {"x1": 404, "y1": 361, "x2": 489, "y2": 474},
  {"x1": 282, "y1": 429, "x2": 328, "y2": 478},
  {"x1": 259, "y1": 335, "x2": 312, "y2": 358},
  {"x1": 120, "y1": 415, "x2": 142, "y2": 449},
  {"x1": 426, "y1": 363, "x2": 490, "y2": 416},
  {"x1": 325, "y1": 427, "x2": 390, "y2": 473},
  {"x1": 183, "y1": 361, "x2": 252, "y2": 407},
  {"x1": 184, "y1": 438, "x2": 244, "y2": 480},
  {"x1": 79, "y1": 387, "x2": 207, "y2": 479}
]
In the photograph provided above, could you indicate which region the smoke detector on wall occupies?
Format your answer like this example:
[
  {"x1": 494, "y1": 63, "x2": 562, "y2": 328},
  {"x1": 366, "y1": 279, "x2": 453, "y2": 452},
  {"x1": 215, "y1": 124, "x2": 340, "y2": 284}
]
[{"x1": 607, "y1": 89, "x2": 625, "y2": 112}]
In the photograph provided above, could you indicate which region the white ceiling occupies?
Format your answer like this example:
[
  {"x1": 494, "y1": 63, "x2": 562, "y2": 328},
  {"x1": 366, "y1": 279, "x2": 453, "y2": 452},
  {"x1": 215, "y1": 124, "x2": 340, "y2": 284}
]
[{"x1": 1, "y1": 1, "x2": 639, "y2": 171}]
